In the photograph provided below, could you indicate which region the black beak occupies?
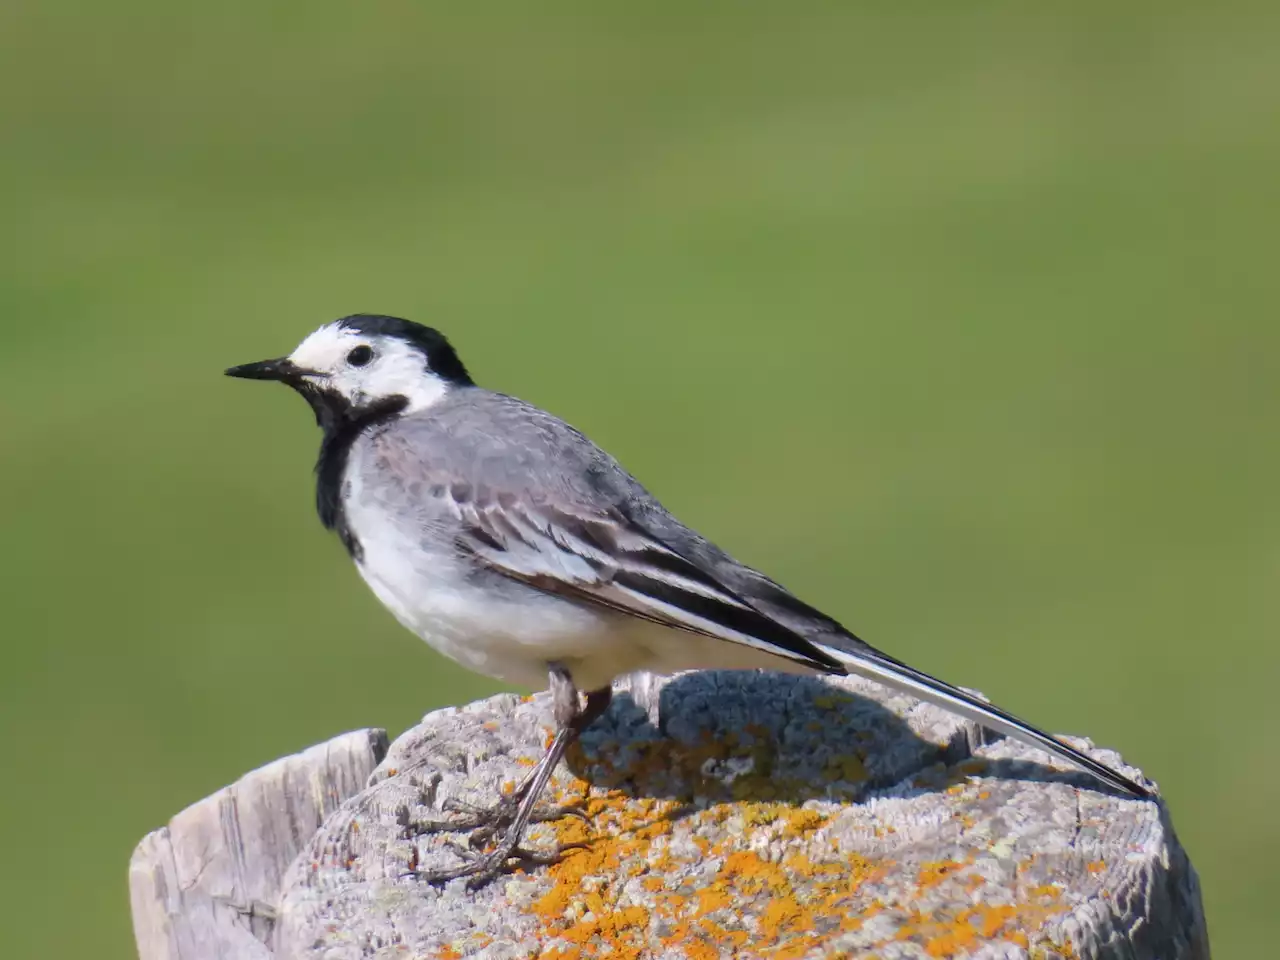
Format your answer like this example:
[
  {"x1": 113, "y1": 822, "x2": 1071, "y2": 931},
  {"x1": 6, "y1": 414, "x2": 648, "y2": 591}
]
[{"x1": 225, "y1": 357, "x2": 313, "y2": 383}]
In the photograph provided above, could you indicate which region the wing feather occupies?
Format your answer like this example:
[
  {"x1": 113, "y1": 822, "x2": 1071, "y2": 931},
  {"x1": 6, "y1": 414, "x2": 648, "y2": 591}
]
[{"x1": 436, "y1": 482, "x2": 844, "y2": 672}]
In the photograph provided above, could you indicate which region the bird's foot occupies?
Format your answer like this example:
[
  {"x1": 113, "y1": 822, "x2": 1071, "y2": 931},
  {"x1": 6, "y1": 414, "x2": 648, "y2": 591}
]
[
  {"x1": 414, "y1": 828, "x2": 586, "y2": 891},
  {"x1": 409, "y1": 793, "x2": 521, "y2": 835},
  {"x1": 413, "y1": 794, "x2": 586, "y2": 845},
  {"x1": 456, "y1": 797, "x2": 587, "y2": 849}
]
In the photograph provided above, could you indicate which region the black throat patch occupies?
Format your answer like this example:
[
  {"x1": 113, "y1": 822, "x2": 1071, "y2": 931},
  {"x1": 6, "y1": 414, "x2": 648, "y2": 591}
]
[{"x1": 301, "y1": 386, "x2": 409, "y2": 560}]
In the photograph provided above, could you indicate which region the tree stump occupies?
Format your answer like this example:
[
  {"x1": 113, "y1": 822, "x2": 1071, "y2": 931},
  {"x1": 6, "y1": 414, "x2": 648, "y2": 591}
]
[{"x1": 130, "y1": 671, "x2": 1208, "y2": 959}]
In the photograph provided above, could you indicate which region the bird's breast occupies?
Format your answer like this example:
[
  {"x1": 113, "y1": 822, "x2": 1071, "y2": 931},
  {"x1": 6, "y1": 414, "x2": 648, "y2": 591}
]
[{"x1": 341, "y1": 480, "x2": 648, "y2": 689}]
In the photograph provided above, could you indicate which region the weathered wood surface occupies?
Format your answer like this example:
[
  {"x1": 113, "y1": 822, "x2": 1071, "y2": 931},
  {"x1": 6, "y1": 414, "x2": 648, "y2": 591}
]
[
  {"x1": 132, "y1": 672, "x2": 1208, "y2": 960},
  {"x1": 130, "y1": 728, "x2": 388, "y2": 960}
]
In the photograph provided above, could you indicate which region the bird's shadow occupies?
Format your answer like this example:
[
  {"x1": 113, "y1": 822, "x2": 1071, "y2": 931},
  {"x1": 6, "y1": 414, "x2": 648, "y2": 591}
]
[{"x1": 557, "y1": 670, "x2": 1132, "y2": 824}]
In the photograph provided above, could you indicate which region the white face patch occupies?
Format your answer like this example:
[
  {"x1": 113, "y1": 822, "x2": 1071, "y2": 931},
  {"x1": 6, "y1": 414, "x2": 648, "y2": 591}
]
[{"x1": 287, "y1": 322, "x2": 449, "y2": 413}]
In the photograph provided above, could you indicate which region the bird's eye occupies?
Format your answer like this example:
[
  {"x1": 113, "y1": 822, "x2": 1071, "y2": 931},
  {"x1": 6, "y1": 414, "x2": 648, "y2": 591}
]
[{"x1": 346, "y1": 345, "x2": 374, "y2": 367}]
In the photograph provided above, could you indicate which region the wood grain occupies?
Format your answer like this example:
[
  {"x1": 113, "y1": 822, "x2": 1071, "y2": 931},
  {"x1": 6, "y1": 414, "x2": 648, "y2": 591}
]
[{"x1": 129, "y1": 728, "x2": 387, "y2": 960}]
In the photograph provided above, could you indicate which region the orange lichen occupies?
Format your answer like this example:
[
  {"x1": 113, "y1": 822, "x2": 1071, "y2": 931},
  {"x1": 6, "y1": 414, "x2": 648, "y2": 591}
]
[
  {"x1": 917, "y1": 858, "x2": 967, "y2": 889},
  {"x1": 972, "y1": 905, "x2": 1019, "y2": 937},
  {"x1": 896, "y1": 901, "x2": 1066, "y2": 959},
  {"x1": 518, "y1": 728, "x2": 892, "y2": 958},
  {"x1": 1027, "y1": 884, "x2": 1064, "y2": 901},
  {"x1": 431, "y1": 726, "x2": 1074, "y2": 958}
]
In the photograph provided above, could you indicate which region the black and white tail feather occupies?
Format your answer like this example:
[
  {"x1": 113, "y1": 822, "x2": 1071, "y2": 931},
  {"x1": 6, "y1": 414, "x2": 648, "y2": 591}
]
[{"x1": 442, "y1": 480, "x2": 1152, "y2": 800}]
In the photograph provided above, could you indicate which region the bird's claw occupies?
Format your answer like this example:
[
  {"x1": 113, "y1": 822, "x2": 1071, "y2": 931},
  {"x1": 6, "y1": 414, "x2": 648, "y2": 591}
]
[
  {"x1": 414, "y1": 796, "x2": 586, "y2": 841},
  {"x1": 465, "y1": 803, "x2": 584, "y2": 847},
  {"x1": 409, "y1": 795, "x2": 518, "y2": 835},
  {"x1": 442, "y1": 795, "x2": 517, "y2": 818},
  {"x1": 415, "y1": 836, "x2": 587, "y2": 890}
]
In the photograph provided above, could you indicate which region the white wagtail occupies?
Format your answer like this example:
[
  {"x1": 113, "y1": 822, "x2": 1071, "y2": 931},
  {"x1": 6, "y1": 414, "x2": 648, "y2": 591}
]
[{"x1": 227, "y1": 314, "x2": 1152, "y2": 885}]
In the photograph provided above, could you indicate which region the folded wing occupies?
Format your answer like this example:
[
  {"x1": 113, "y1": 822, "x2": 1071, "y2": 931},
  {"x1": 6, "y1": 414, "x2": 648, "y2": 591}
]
[{"x1": 438, "y1": 482, "x2": 845, "y2": 673}]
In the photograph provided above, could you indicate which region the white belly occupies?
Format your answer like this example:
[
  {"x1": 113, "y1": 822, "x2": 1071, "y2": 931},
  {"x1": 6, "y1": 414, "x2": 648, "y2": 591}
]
[{"x1": 347, "y1": 507, "x2": 656, "y2": 690}]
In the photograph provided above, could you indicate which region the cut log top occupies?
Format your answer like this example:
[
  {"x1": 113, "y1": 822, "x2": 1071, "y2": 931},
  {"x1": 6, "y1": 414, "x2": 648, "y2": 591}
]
[{"x1": 130, "y1": 671, "x2": 1208, "y2": 960}]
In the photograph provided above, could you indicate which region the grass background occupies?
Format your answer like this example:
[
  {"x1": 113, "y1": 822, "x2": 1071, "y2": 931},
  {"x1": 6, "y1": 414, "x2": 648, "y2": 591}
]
[{"x1": 2, "y1": 3, "x2": 1277, "y2": 957}]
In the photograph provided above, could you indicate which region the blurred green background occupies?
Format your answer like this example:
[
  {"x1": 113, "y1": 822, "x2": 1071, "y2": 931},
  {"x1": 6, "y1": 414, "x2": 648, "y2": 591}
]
[{"x1": 1, "y1": 3, "x2": 1276, "y2": 957}]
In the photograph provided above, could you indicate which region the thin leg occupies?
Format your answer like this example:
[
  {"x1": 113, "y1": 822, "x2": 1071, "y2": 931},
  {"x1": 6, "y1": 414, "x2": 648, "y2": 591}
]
[
  {"x1": 417, "y1": 667, "x2": 612, "y2": 889},
  {"x1": 414, "y1": 676, "x2": 607, "y2": 837}
]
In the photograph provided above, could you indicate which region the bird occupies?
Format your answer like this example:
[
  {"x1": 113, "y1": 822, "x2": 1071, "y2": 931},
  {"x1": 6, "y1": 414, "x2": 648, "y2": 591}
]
[{"x1": 226, "y1": 314, "x2": 1152, "y2": 886}]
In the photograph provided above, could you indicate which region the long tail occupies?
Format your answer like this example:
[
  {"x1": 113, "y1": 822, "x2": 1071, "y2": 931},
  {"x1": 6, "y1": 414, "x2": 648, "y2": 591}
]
[{"x1": 815, "y1": 641, "x2": 1153, "y2": 799}]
